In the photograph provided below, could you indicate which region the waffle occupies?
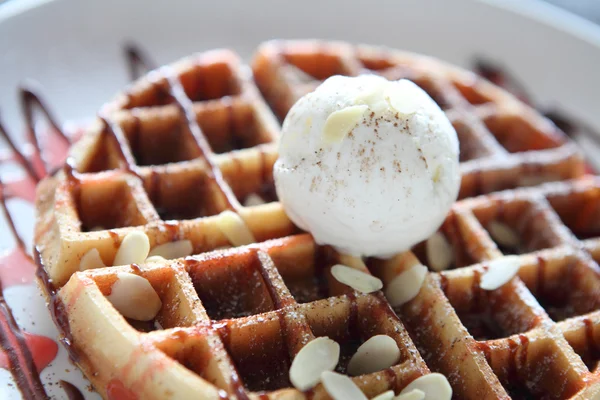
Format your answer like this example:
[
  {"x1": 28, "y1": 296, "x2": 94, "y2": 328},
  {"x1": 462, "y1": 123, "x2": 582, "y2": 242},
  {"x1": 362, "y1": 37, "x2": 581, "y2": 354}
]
[
  {"x1": 252, "y1": 40, "x2": 585, "y2": 199},
  {"x1": 33, "y1": 40, "x2": 600, "y2": 399}
]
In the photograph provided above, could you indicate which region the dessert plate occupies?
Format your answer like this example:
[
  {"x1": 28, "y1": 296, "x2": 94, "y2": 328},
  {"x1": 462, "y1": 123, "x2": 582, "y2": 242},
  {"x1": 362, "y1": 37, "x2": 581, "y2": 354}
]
[{"x1": 0, "y1": 0, "x2": 599, "y2": 398}]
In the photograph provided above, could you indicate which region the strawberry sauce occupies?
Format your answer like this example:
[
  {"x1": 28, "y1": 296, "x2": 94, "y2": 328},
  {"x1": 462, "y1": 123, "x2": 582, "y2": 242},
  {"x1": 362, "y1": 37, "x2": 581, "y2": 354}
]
[{"x1": 0, "y1": 86, "x2": 75, "y2": 399}]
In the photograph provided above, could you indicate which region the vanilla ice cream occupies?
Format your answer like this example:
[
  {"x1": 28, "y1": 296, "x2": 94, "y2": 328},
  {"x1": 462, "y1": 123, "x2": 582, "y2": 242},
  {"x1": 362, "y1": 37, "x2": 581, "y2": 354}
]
[{"x1": 274, "y1": 74, "x2": 460, "y2": 258}]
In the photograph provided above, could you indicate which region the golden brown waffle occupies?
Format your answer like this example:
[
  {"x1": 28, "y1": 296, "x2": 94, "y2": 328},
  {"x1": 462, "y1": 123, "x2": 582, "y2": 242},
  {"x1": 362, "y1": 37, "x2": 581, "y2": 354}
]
[
  {"x1": 36, "y1": 49, "x2": 293, "y2": 288},
  {"x1": 252, "y1": 40, "x2": 585, "y2": 199},
  {"x1": 34, "y1": 40, "x2": 600, "y2": 399}
]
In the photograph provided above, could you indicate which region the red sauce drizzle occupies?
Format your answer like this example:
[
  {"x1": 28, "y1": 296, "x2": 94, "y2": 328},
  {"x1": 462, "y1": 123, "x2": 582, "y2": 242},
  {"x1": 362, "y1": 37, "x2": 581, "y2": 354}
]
[{"x1": 106, "y1": 378, "x2": 138, "y2": 400}]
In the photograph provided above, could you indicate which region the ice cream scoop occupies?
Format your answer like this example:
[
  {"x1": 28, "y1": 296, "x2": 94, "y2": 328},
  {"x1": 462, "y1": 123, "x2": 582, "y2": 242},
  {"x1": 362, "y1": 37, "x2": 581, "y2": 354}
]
[{"x1": 274, "y1": 74, "x2": 460, "y2": 258}]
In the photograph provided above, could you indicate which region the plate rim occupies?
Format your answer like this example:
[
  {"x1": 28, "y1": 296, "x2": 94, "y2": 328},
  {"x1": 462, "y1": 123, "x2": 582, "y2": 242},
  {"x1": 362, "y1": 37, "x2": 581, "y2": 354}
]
[{"x1": 1, "y1": 0, "x2": 600, "y2": 49}]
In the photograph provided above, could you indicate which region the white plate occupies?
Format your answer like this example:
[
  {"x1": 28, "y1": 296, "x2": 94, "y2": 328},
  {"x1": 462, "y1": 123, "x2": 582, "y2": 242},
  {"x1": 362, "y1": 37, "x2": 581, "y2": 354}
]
[{"x1": 0, "y1": 0, "x2": 599, "y2": 398}]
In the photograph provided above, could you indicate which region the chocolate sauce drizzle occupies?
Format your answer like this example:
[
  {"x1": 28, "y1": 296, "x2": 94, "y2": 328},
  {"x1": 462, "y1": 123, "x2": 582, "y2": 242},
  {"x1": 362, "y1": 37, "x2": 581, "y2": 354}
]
[
  {"x1": 0, "y1": 119, "x2": 40, "y2": 182},
  {"x1": 59, "y1": 380, "x2": 85, "y2": 400},
  {"x1": 124, "y1": 43, "x2": 157, "y2": 82},
  {"x1": 0, "y1": 181, "x2": 48, "y2": 399},
  {"x1": 163, "y1": 68, "x2": 240, "y2": 212},
  {"x1": 0, "y1": 86, "x2": 70, "y2": 184},
  {"x1": 97, "y1": 116, "x2": 139, "y2": 176},
  {"x1": 0, "y1": 85, "x2": 82, "y2": 399},
  {"x1": 473, "y1": 59, "x2": 600, "y2": 149},
  {"x1": 0, "y1": 88, "x2": 69, "y2": 399},
  {"x1": 20, "y1": 85, "x2": 71, "y2": 175}
]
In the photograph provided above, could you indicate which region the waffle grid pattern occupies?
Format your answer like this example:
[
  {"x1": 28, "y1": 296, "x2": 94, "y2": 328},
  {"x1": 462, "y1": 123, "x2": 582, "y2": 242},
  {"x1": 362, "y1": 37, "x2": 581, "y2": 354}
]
[
  {"x1": 37, "y1": 50, "x2": 295, "y2": 288},
  {"x1": 34, "y1": 40, "x2": 600, "y2": 399},
  {"x1": 396, "y1": 178, "x2": 600, "y2": 399},
  {"x1": 252, "y1": 40, "x2": 585, "y2": 199}
]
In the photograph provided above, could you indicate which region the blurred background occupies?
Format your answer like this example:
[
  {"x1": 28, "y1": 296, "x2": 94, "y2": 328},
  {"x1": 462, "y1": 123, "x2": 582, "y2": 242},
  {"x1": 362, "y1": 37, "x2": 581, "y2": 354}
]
[{"x1": 545, "y1": 0, "x2": 600, "y2": 24}]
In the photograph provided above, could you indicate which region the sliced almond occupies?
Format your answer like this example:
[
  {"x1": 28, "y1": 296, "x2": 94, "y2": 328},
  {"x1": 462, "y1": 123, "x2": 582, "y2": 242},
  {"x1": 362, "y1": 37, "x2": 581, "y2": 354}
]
[
  {"x1": 106, "y1": 272, "x2": 162, "y2": 321},
  {"x1": 323, "y1": 105, "x2": 368, "y2": 144},
  {"x1": 80, "y1": 248, "x2": 106, "y2": 271},
  {"x1": 400, "y1": 373, "x2": 452, "y2": 400},
  {"x1": 113, "y1": 231, "x2": 150, "y2": 266},
  {"x1": 331, "y1": 264, "x2": 383, "y2": 294},
  {"x1": 148, "y1": 240, "x2": 193, "y2": 260},
  {"x1": 338, "y1": 254, "x2": 368, "y2": 272},
  {"x1": 216, "y1": 210, "x2": 256, "y2": 247},
  {"x1": 385, "y1": 80, "x2": 421, "y2": 115},
  {"x1": 480, "y1": 256, "x2": 521, "y2": 291},
  {"x1": 426, "y1": 232, "x2": 453, "y2": 272},
  {"x1": 487, "y1": 221, "x2": 519, "y2": 249},
  {"x1": 320, "y1": 371, "x2": 367, "y2": 400},
  {"x1": 289, "y1": 337, "x2": 340, "y2": 391},
  {"x1": 243, "y1": 193, "x2": 266, "y2": 207},
  {"x1": 347, "y1": 335, "x2": 401, "y2": 376},
  {"x1": 395, "y1": 389, "x2": 425, "y2": 400},
  {"x1": 371, "y1": 390, "x2": 395, "y2": 400},
  {"x1": 145, "y1": 256, "x2": 166, "y2": 263},
  {"x1": 385, "y1": 263, "x2": 428, "y2": 307}
]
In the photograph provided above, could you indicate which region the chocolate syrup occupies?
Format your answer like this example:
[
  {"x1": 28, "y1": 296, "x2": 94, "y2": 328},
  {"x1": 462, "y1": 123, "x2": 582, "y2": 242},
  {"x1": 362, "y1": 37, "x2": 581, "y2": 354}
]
[
  {"x1": 123, "y1": 43, "x2": 157, "y2": 82},
  {"x1": 210, "y1": 322, "x2": 250, "y2": 400},
  {"x1": 474, "y1": 59, "x2": 600, "y2": 161},
  {"x1": 34, "y1": 248, "x2": 79, "y2": 364},
  {"x1": 20, "y1": 86, "x2": 71, "y2": 177},
  {"x1": 583, "y1": 317, "x2": 600, "y2": 371},
  {"x1": 163, "y1": 67, "x2": 240, "y2": 212},
  {"x1": 59, "y1": 380, "x2": 85, "y2": 400},
  {"x1": 0, "y1": 119, "x2": 41, "y2": 182},
  {"x1": 0, "y1": 288, "x2": 48, "y2": 399},
  {"x1": 98, "y1": 117, "x2": 138, "y2": 177},
  {"x1": 0, "y1": 179, "x2": 52, "y2": 399}
]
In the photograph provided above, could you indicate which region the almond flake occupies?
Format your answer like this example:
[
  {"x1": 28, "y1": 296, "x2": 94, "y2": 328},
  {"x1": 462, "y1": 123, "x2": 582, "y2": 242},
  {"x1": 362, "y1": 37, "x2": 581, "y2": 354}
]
[
  {"x1": 395, "y1": 389, "x2": 425, "y2": 400},
  {"x1": 385, "y1": 82, "x2": 420, "y2": 115},
  {"x1": 371, "y1": 390, "x2": 395, "y2": 400},
  {"x1": 80, "y1": 248, "x2": 106, "y2": 271},
  {"x1": 347, "y1": 335, "x2": 401, "y2": 376},
  {"x1": 289, "y1": 337, "x2": 340, "y2": 391},
  {"x1": 216, "y1": 210, "x2": 256, "y2": 247},
  {"x1": 320, "y1": 371, "x2": 367, "y2": 400},
  {"x1": 480, "y1": 256, "x2": 521, "y2": 291},
  {"x1": 106, "y1": 272, "x2": 162, "y2": 321},
  {"x1": 426, "y1": 232, "x2": 453, "y2": 271},
  {"x1": 148, "y1": 240, "x2": 193, "y2": 259},
  {"x1": 331, "y1": 264, "x2": 383, "y2": 294},
  {"x1": 243, "y1": 193, "x2": 266, "y2": 207},
  {"x1": 113, "y1": 231, "x2": 150, "y2": 266},
  {"x1": 323, "y1": 105, "x2": 368, "y2": 144},
  {"x1": 338, "y1": 254, "x2": 368, "y2": 271},
  {"x1": 145, "y1": 256, "x2": 165, "y2": 263},
  {"x1": 385, "y1": 263, "x2": 428, "y2": 307},
  {"x1": 400, "y1": 373, "x2": 452, "y2": 400},
  {"x1": 487, "y1": 221, "x2": 519, "y2": 249}
]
